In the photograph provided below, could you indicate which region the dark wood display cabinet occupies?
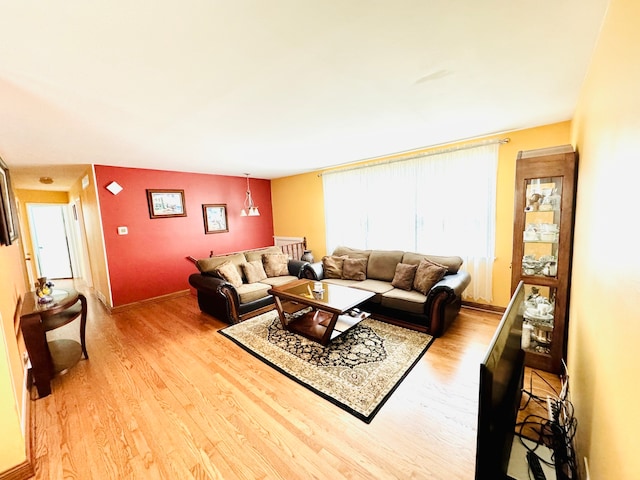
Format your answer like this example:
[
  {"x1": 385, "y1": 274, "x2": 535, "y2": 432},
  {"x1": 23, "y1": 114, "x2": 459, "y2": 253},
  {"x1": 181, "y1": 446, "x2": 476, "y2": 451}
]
[{"x1": 511, "y1": 145, "x2": 577, "y2": 373}]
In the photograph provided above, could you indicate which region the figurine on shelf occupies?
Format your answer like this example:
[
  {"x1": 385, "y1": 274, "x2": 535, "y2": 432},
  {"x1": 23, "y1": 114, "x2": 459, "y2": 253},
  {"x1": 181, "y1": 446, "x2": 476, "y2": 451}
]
[{"x1": 525, "y1": 193, "x2": 542, "y2": 212}]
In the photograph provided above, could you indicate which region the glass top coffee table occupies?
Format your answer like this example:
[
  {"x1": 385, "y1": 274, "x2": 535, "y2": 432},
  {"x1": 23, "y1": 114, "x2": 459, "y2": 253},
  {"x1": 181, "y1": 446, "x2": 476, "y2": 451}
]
[{"x1": 268, "y1": 279, "x2": 374, "y2": 345}]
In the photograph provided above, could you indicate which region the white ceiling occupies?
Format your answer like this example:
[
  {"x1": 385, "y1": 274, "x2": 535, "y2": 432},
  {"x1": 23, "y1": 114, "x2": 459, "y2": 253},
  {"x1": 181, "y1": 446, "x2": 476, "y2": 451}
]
[{"x1": 1, "y1": 1, "x2": 609, "y2": 190}]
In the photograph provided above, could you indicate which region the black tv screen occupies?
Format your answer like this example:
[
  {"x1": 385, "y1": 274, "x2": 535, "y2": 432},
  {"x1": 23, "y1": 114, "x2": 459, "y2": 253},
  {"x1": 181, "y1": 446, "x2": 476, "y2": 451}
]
[{"x1": 475, "y1": 281, "x2": 525, "y2": 479}]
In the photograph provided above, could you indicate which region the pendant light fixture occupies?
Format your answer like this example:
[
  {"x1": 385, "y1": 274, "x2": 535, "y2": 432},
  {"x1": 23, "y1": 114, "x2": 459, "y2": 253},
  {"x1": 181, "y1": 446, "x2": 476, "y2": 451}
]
[{"x1": 240, "y1": 173, "x2": 260, "y2": 217}]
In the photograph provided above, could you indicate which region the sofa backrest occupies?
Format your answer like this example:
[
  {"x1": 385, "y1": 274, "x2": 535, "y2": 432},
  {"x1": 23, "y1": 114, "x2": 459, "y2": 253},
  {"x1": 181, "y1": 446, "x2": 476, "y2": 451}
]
[
  {"x1": 244, "y1": 246, "x2": 282, "y2": 263},
  {"x1": 367, "y1": 250, "x2": 405, "y2": 281},
  {"x1": 402, "y1": 252, "x2": 463, "y2": 274},
  {"x1": 195, "y1": 252, "x2": 247, "y2": 278},
  {"x1": 331, "y1": 246, "x2": 371, "y2": 260},
  {"x1": 331, "y1": 246, "x2": 464, "y2": 279}
]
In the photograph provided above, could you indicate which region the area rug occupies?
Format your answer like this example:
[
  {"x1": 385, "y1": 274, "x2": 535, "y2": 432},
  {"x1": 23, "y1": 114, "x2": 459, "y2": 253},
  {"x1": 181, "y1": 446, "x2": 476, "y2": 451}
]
[{"x1": 219, "y1": 310, "x2": 434, "y2": 423}]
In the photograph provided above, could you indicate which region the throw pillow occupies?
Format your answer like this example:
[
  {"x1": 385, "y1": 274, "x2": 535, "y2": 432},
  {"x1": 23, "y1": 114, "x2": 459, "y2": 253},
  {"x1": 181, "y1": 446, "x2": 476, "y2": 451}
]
[
  {"x1": 342, "y1": 258, "x2": 367, "y2": 281},
  {"x1": 262, "y1": 253, "x2": 289, "y2": 277},
  {"x1": 216, "y1": 260, "x2": 244, "y2": 288},
  {"x1": 242, "y1": 260, "x2": 268, "y2": 283},
  {"x1": 391, "y1": 263, "x2": 418, "y2": 291},
  {"x1": 413, "y1": 258, "x2": 448, "y2": 295},
  {"x1": 322, "y1": 255, "x2": 347, "y2": 279}
]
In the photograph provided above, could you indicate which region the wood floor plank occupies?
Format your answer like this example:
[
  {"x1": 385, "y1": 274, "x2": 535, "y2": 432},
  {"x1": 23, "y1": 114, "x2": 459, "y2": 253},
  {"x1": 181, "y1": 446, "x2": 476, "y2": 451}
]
[{"x1": 31, "y1": 282, "x2": 560, "y2": 479}]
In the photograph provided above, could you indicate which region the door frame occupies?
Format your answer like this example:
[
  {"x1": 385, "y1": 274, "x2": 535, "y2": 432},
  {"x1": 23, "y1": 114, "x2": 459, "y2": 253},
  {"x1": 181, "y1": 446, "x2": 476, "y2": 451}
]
[{"x1": 26, "y1": 203, "x2": 76, "y2": 280}]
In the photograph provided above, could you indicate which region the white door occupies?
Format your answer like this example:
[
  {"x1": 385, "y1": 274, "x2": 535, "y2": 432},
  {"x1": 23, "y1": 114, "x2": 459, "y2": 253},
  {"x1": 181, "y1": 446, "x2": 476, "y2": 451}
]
[{"x1": 28, "y1": 204, "x2": 73, "y2": 279}]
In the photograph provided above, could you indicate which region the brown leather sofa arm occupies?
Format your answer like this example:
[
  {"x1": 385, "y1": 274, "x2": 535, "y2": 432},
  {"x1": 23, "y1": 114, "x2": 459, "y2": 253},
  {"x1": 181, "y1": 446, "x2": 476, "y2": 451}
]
[
  {"x1": 302, "y1": 262, "x2": 324, "y2": 280},
  {"x1": 288, "y1": 259, "x2": 310, "y2": 277},
  {"x1": 425, "y1": 270, "x2": 471, "y2": 336},
  {"x1": 189, "y1": 273, "x2": 241, "y2": 322}
]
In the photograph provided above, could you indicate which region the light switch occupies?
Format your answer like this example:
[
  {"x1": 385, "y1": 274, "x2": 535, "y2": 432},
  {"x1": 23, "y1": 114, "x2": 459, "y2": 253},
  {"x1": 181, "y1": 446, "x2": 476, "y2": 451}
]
[{"x1": 117, "y1": 226, "x2": 128, "y2": 235}]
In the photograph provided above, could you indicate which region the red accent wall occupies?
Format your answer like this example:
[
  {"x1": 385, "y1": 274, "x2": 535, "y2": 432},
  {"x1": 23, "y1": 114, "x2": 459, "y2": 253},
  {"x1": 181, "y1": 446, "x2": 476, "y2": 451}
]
[{"x1": 95, "y1": 165, "x2": 274, "y2": 307}]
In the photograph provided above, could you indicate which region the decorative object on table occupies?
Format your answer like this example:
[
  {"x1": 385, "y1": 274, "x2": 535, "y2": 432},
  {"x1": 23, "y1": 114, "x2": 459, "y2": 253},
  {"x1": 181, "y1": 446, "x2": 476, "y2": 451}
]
[
  {"x1": 202, "y1": 204, "x2": 228, "y2": 234},
  {"x1": 219, "y1": 310, "x2": 434, "y2": 423},
  {"x1": 146, "y1": 189, "x2": 187, "y2": 218},
  {"x1": 310, "y1": 281, "x2": 324, "y2": 300},
  {"x1": 301, "y1": 249, "x2": 314, "y2": 263},
  {"x1": 35, "y1": 277, "x2": 54, "y2": 303}
]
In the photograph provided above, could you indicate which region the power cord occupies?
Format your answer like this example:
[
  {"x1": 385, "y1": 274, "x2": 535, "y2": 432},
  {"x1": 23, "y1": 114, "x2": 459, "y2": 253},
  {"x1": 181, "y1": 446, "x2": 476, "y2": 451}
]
[{"x1": 516, "y1": 370, "x2": 578, "y2": 479}]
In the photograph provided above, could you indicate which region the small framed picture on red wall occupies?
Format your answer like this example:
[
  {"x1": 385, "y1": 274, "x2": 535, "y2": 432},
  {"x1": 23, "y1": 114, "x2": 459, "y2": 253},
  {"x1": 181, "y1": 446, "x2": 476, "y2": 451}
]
[
  {"x1": 146, "y1": 189, "x2": 187, "y2": 218},
  {"x1": 202, "y1": 204, "x2": 228, "y2": 234}
]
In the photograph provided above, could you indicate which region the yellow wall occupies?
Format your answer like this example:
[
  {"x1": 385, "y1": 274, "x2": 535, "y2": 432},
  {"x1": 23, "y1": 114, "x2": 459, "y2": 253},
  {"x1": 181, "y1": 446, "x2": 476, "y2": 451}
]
[
  {"x1": 570, "y1": 0, "x2": 639, "y2": 478},
  {"x1": 272, "y1": 122, "x2": 571, "y2": 307},
  {"x1": 73, "y1": 167, "x2": 111, "y2": 306},
  {"x1": 0, "y1": 242, "x2": 28, "y2": 471}
]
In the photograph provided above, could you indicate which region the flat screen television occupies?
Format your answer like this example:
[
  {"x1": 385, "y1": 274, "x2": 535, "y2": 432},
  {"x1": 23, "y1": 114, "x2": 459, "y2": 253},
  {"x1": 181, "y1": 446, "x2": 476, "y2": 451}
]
[{"x1": 475, "y1": 281, "x2": 525, "y2": 479}]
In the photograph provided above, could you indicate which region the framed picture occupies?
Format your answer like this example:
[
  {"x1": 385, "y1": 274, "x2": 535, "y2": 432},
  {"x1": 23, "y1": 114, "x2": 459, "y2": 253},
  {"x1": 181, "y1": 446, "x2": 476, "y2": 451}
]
[
  {"x1": 0, "y1": 156, "x2": 19, "y2": 246},
  {"x1": 202, "y1": 204, "x2": 228, "y2": 234},
  {"x1": 146, "y1": 189, "x2": 187, "y2": 218}
]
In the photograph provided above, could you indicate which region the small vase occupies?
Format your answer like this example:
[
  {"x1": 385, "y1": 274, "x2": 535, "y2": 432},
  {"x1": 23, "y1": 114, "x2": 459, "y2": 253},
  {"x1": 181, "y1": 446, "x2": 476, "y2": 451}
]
[{"x1": 301, "y1": 250, "x2": 314, "y2": 263}]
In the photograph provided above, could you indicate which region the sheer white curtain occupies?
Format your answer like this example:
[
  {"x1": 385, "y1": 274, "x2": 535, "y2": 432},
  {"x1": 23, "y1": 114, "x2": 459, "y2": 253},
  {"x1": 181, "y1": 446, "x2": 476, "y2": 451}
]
[{"x1": 323, "y1": 143, "x2": 498, "y2": 302}]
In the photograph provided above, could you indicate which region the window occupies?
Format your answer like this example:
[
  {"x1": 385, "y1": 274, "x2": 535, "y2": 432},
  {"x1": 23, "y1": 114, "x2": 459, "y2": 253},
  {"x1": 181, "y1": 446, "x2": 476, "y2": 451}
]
[{"x1": 323, "y1": 143, "x2": 498, "y2": 301}]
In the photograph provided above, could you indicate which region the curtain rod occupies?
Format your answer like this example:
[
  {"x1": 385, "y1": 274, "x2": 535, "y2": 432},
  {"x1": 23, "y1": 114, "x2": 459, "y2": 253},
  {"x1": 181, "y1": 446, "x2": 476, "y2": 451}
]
[{"x1": 319, "y1": 137, "x2": 510, "y2": 177}]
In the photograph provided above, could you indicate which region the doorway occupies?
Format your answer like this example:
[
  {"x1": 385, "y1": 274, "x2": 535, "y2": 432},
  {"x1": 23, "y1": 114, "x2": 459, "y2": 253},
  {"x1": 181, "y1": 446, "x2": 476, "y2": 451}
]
[{"x1": 27, "y1": 204, "x2": 74, "y2": 279}]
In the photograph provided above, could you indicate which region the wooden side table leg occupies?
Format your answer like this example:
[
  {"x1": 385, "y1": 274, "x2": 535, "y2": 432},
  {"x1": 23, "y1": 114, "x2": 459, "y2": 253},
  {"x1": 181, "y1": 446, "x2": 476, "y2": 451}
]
[
  {"x1": 20, "y1": 313, "x2": 53, "y2": 398},
  {"x1": 320, "y1": 312, "x2": 340, "y2": 346},
  {"x1": 273, "y1": 296, "x2": 287, "y2": 328},
  {"x1": 78, "y1": 294, "x2": 89, "y2": 359}
]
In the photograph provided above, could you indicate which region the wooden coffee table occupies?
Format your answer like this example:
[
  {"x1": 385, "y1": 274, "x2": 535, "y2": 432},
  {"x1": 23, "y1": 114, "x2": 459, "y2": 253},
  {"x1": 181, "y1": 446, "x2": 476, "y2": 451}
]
[{"x1": 268, "y1": 279, "x2": 374, "y2": 345}]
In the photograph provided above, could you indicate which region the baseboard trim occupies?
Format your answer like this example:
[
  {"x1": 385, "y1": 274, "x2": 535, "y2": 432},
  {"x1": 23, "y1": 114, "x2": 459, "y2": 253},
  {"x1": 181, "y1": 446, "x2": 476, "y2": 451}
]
[
  {"x1": 461, "y1": 300, "x2": 505, "y2": 314},
  {"x1": 109, "y1": 289, "x2": 191, "y2": 313},
  {"x1": 0, "y1": 381, "x2": 35, "y2": 480},
  {"x1": 0, "y1": 461, "x2": 34, "y2": 480}
]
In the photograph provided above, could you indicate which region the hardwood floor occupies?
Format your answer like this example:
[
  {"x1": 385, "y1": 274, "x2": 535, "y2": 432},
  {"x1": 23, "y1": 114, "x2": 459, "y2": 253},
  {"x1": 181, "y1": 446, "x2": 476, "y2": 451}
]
[{"x1": 32, "y1": 286, "x2": 559, "y2": 479}]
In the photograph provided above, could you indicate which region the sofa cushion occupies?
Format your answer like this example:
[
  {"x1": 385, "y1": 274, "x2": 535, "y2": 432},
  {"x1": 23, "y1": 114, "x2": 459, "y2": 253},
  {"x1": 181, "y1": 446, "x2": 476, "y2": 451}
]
[
  {"x1": 402, "y1": 252, "x2": 463, "y2": 274},
  {"x1": 260, "y1": 275, "x2": 299, "y2": 287},
  {"x1": 262, "y1": 253, "x2": 290, "y2": 277},
  {"x1": 195, "y1": 252, "x2": 246, "y2": 276},
  {"x1": 242, "y1": 260, "x2": 268, "y2": 283},
  {"x1": 350, "y1": 279, "x2": 394, "y2": 303},
  {"x1": 342, "y1": 258, "x2": 367, "y2": 281},
  {"x1": 367, "y1": 250, "x2": 405, "y2": 281},
  {"x1": 236, "y1": 282, "x2": 271, "y2": 303},
  {"x1": 413, "y1": 258, "x2": 448, "y2": 295},
  {"x1": 245, "y1": 246, "x2": 282, "y2": 263},
  {"x1": 381, "y1": 289, "x2": 427, "y2": 315},
  {"x1": 322, "y1": 255, "x2": 347, "y2": 279},
  {"x1": 322, "y1": 278, "x2": 360, "y2": 288},
  {"x1": 216, "y1": 260, "x2": 244, "y2": 287},
  {"x1": 391, "y1": 263, "x2": 418, "y2": 291}
]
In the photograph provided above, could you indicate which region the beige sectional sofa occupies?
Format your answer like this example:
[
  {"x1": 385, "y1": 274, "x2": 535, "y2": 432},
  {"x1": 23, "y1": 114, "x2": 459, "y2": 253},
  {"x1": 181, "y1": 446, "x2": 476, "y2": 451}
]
[
  {"x1": 188, "y1": 246, "x2": 308, "y2": 324},
  {"x1": 302, "y1": 246, "x2": 471, "y2": 337}
]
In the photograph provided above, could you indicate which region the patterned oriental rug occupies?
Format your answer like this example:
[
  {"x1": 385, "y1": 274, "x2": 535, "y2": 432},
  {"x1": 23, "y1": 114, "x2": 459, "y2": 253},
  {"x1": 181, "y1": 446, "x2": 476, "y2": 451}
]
[{"x1": 219, "y1": 310, "x2": 434, "y2": 423}]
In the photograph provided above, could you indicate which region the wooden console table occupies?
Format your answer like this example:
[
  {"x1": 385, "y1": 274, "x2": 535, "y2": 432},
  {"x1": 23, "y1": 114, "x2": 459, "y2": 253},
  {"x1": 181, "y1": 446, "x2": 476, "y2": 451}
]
[{"x1": 20, "y1": 289, "x2": 88, "y2": 398}]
